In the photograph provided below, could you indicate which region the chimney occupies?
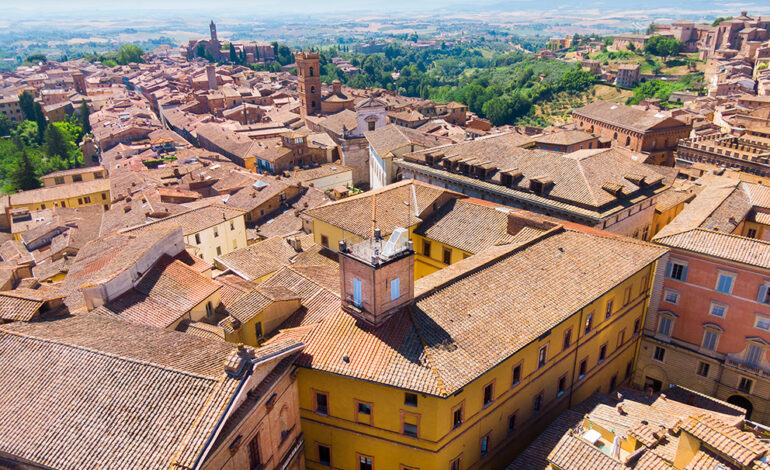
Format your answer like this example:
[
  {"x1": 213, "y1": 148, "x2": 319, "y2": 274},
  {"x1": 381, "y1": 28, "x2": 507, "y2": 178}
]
[{"x1": 332, "y1": 79, "x2": 342, "y2": 95}]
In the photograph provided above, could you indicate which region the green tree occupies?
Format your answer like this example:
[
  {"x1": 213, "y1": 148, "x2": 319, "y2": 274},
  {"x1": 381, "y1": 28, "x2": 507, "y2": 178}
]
[
  {"x1": 18, "y1": 91, "x2": 35, "y2": 121},
  {"x1": 79, "y1": 100, "x2": 91, "y2": 134},
  {"x1": 644, "y1": 35, "x2": 684, "y2": 57},
  {"x1": 115, "y1": 44, "x2": 144, "y2": 65},
  {"x1": 229, "y1": 43, "x2": 237, "y2": 63},
  {"x1": 25, "y1": 53, "x2": 47, "y2": 64},
  {"x1": 10, "y1": 149, "x2": 41, "y2": 191},
  {"x1": 45, "y1": 124, "x2": 69, "y2": 164},
  {"x1": 276, "y1": 44, "x2": 293, "y2": 65},
  {"x1": 33, "y1": 102, "x2": 47, "y2": 143},
  {"x1": 712, "y1": 17, "x2": 732, "y2": 27},
  {"x1": 0, "y1": 115, "x2": 10, "y2": 137}
]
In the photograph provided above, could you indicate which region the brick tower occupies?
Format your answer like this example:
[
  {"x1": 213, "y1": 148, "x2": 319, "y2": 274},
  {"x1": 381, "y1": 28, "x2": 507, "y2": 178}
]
[{"x1": 295, "y1": 51, "x2": 321, "y2": 118}]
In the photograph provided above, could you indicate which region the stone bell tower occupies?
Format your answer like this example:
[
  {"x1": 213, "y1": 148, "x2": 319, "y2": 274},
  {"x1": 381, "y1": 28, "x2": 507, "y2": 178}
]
[{"x1": 210, "y1": 20, "x2": 218, "y2": 42}]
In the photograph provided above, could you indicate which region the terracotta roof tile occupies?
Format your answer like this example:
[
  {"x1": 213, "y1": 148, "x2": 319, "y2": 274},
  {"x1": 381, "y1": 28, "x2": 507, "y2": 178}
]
[
  {"x1": 0, "y1": 315, "x2": 241, "y2": 470},
  {"x1": 215, "y1": 236, "x2": 298, "y2": 281}
]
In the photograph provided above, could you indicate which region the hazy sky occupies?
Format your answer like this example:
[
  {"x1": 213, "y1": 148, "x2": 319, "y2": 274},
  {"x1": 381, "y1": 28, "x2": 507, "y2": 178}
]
[{"x1": 4, "y1": 0, "x2": 770, "y2": 17}]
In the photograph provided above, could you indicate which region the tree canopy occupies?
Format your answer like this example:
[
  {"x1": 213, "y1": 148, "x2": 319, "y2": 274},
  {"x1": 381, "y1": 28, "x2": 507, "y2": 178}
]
[
  {"x1": 115, "y1": 44, "x2": 144, "y2": 65},
  {"x1": 10, "y1": 149, "x2": 41, "y2": 191},
  {"x1": 644, "y1": 35, "x2": 684, "y2": 56}
]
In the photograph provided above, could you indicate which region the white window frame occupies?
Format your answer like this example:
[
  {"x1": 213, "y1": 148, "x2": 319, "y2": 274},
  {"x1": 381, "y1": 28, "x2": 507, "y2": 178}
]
[
  {"x1": 537, "y1": 344, "x2": 548, "y2": 369},
  {"x1": 757, "y1": 282, "x2": 770, "y2": 305},
  {"x1": 667, "y1": 259, "x2": 689, "y2": 281},
  {"x1": 656, "y1": 312, "x2": 676, "y2": 337},
  {"x1": 737, "y1": 377, "x2": 753, "y2": 393},
  {"x1": 353, "y1": 278, "x2": 362, "y2": 307},
  {"x1": 390, "y1": 278, "x2": 400, "y2": 301},
  {"x1": 653, "y1": 346, "x2": 666, "y2": 362},
  {"x1": 709, "y1": 301, "x2": 728, "y2": 319},
  {"x1": 755, "y1": 314, "x2": 770, "y2": 332},
  {"x1": 715, "y1": 271, "x2": 736, "y2": 294},
  {"x1": 701, "y1": 328, "x2": 721, "y2": 352},
  {"x1": 663, "y1": 289, "x2": 680, "y2": 305},
  {"x1": 746, "y1": 343, "x2": 765, "y2": 367}
]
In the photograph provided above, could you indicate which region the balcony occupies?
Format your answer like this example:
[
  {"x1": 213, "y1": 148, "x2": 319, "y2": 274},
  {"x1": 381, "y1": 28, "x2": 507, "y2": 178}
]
[{"x1": 725, "y1": 354, "x2": 770, "y2": 379}]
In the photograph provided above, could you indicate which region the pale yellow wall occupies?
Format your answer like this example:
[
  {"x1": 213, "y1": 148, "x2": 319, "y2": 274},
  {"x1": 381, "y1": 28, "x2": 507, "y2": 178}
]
[
  {"x1": 12, "y1": 190, "x2": 111, "y2": 213},
  {"x1": 411, "y1": 233, "x2": 471, "y2": 279},
  {"x1": 168, "y1": 290, "x2": 221, "y2": 330},
  {"x1": 672, "y1": 431, "x2": 700, "y2": 469},
  {"x1": 299, "y1": 262, "x2": 657, "y2": 469},
  {"x1": 740, "y1": 220, "x2": 769, "y2": 240},
  {"x1": 652, "y1": 202, "x2": 687, "y2": 238},
  {"x1": 310, "y1": 220, "x2": 469, "y2": 280},
  {"x1": 310, "y1": 219, "x2": 365, "y2": 251},
  {"x1": 225, "y1": 300, "x2": 303, "y2": 347},
  {"x1": 188, "y1": 215, "x2": 247, "y2": 264},
  {"x1": 41, "y1": 170, "x2": 106, "y2": 188}
]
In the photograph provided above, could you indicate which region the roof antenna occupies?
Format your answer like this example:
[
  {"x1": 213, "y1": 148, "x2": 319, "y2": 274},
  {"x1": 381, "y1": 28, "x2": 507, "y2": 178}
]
[{"x1": 371, "y1": 191, "x2": 377, "y2": 240}]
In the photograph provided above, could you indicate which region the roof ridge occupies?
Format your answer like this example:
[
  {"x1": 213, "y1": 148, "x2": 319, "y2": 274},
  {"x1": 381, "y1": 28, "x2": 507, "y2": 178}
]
[
  {"x1": 416, "y1": 225, "x2": 564, "y2": 298},
  {"x1": 691, "y1": 227, "x2": 770, "y2": 245},
  {"x1": 0, "y1": 326, "x2": 227, "y2": 381},
  {"x1": 161, "y1": 257, "x2": 223, "y2": 287},
  {"x1": 406, "y1": 305, "x2": 449, "y2": 397}
]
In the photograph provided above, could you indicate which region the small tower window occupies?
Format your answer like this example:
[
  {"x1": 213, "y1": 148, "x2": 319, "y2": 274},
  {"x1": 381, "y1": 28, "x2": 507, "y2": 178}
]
[
  {"x1": 309, "y1": 67, "x2": 314, "y2": 77},
  {"x1": 353, "y1": 278, "x2": 362, "y2": 307},
  {"x1": 390, "y1": 278, "x2": 400, "y2": 301}
]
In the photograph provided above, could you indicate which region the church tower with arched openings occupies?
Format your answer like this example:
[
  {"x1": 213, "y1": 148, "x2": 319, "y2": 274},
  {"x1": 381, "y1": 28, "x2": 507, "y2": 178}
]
[
  {"x1": 209, "y1": 20, "x2": 218, "y2": 42},
  {"x1": 295, "y1": 51, "x2": 321, "y2": 118}
]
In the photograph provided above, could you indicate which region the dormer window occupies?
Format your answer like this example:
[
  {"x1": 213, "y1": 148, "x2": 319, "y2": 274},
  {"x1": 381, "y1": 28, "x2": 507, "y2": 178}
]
[
  {"x1": 602, "y1": 182, "x2": 625, "y2": 197},
  {"x1": 624, "y1": 174, "x2": 646, "y2": 187},
  {"x1": 529, "y1": 177, "x2": 552, "y2": 194}
]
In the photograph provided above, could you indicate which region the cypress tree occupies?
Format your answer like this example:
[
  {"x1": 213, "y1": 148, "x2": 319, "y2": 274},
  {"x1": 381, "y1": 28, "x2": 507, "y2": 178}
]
[
  {"x1": 45, "y1": 124, "x2": 69, "y2": 166},
  {"x1": 18, "y1": 91, "x2": 35, "y2": 121},
  {"x1": 229, "y1": 43, "x2": 237, "y2": 63},
  {"x1": 79, "y1": 99, "x2": 91, "y2": 134},
  {"x1": 11, "y1": 149, "x2": 41, "y2": 191}
]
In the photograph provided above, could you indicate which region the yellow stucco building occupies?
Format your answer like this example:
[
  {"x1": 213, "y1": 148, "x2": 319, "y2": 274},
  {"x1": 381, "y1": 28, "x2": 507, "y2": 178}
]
[
  {"x1": 5, "y1": 178, "x2": 112, "y2": 213},
  {"x1": 219, "y1": 286, "x2": 303, "y2": 347},
  {"x1": 277, "y1": 198, "x2": 666, "y2": 470},
  {"x1": 40, "y1": 166, "x2": 108, "y2": 188},
  {"x1": 125, "y1": 205, "x2": 248, "y2": 264}
]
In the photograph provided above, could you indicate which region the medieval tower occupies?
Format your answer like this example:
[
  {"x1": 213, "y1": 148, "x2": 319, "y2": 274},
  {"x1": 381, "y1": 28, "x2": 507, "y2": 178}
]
[
  {"x1": 295, "y1": 51, "x2": 321, "y2": 118},
  {"x1": 209, "y1": 20, "x2": 218, "y2": 42}
]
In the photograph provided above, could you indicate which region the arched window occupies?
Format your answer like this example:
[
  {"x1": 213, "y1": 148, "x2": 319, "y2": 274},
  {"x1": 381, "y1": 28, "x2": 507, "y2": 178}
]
[
  {"x1": 625, "y1": 136, "x2": 631, "y2": 146},
  {"x1": 310, "y1": 86, "x2": 315, "y2": 94},
  {"x1": 309, "y1": 67, "x2": 314, "y2": 77},
  {"x1": 613, "y1": 132, "x2": 618, "y2": 140}
]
